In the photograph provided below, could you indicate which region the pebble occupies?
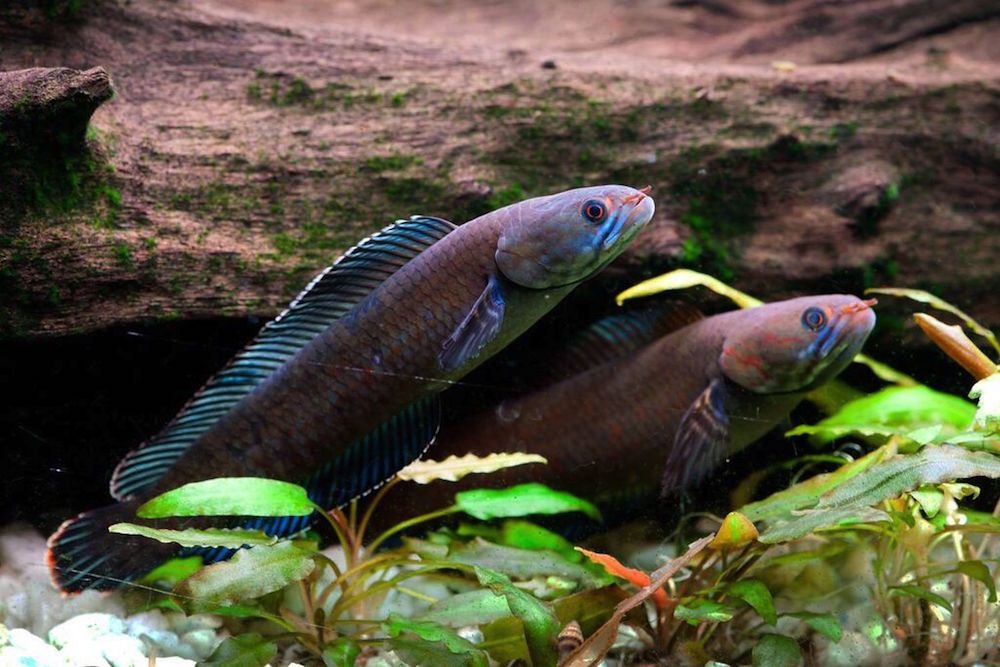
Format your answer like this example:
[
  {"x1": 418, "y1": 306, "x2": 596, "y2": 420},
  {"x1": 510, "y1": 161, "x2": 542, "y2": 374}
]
[{"x1": 49, "y1": 612, "x2": 128, "y2": 648}]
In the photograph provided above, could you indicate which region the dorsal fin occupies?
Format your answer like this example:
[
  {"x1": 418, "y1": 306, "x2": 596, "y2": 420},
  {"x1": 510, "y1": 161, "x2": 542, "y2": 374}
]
[
  {"x1": 110, "y1": 216, "x2": 456, "y2": 501},
  {"x1": 541, "y1": 302, "x2": 703, "y2": 383}
]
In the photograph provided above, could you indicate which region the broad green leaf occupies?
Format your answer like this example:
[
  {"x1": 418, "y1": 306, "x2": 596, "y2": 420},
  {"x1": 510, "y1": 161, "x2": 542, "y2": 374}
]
[
  {"x1": 479, "y1": 615, "x2": 529, "y2": 664},
  {"x1": 709, "y1": 512, "x2": 759, "y2": 550},
  {"x1": 203, "y1": 633, "x2": 277, "y2": 667},
  {"x1": 109, "y1": 523, "x2": 278, "y2": 548},
  {"x1": 674, "y1": 598, "x2": 736, "y2": 624},
  {"x1": 421, "y1": 589, "x2": 513, "y2": 627},
  {"x1": 868, "y1": 287, "x2": 1000, "y2": 355},
  {"x1": 389, "y1": 634, "x2": 486, "y2": 667},
  {"x1": 397, "y1": 452, "x2": 547, "y2": 483},
  {"x1": 727, "y1": 579, "x2": 777, "y2": 626},
  {"x1": 383, "y1": 615, "x2": 488, "y2": 665},
  {"x1": 322, "y1": 638, "x2": 361, "y2": 667},
  {"x1": 616, "y1": 268, "x2": 762, "y2": 308},
  {"x1": 177, "y1": 541, "x2": 315, "y2": 608},
  {"x1": 500, "y1": 520, "x2": 581, "y2": 562},
  {"x1": 760, "y1": 445, "x2": 1000, "y2": 542},
  {"x1": 759, "y1": 507, "x2": 890, "y2": 543},
  {"x1": 785, "y1": 611, "x2": 843, "y2": 642},
  {"x1": 475, "y1": 566, "x2": 560, "y2": 667},
  {"x1": 955, "y1": 560, "x2": 997, "y2": 602},
  {"x1": 137, "y1": 477, "x2": 313, "y2": 518},
  {"x1": 852, "y1": 354, "x2": 918, "y2": 386},
  {"x1": 889, "y1": 585, "x2": 953, "y2": 612},
  {"x1": 970, "y1": 373, "x2": 1000, "y2": 433},
  {"x1": 752, "y1": 634, "x2": 802, "y2": 667},
  {"x1": 451, "y1": 538, "x2": 611, "y2": 588},
  {"x1": 137, "y1": 556, "x2": 203, "y2": 588},
  {"x1": 818, "y1": 445, "x2": 1000, "y2": 508},
  {"x1": 741, "y1": 446, "x2": 890, "y2": 521},
  {"x1": 455, "y1": 483, "x2": 601, "y2": 521},
  {"x1": 786, "y1": 386, "x2": 976, "y2": 444}
]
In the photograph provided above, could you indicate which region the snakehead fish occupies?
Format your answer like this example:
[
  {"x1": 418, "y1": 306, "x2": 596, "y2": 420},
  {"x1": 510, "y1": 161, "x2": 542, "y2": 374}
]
[
  {"x1": 372, "y1": 295, "x2": 876, "y2": 527},
  {"x1": 48, "y1": 185, "x2": 655, "y2": 592}
]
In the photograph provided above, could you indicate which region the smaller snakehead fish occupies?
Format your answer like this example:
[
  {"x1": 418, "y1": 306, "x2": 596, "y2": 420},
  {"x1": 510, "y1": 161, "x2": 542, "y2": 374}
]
[
  {"x1": 48, "y1": 185, "x2": 654, "y2": 592},
  {"x1": 372, "y1": 295, "x2": 876, "y2": 528}
]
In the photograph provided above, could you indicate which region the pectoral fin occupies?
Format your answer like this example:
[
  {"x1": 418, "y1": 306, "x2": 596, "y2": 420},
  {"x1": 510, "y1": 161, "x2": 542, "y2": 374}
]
[
  {"x1": 439, "y1": 273, "x2": 506, "y2": 373},
  {"x1": 661, "y1": 378, "x2": 730, "y2": 496}
]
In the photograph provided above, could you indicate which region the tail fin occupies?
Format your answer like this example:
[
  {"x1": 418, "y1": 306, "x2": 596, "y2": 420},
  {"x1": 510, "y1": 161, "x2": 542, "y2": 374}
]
[{"x1": 47, "y1": 500, "x2": 178, "y2": 593}]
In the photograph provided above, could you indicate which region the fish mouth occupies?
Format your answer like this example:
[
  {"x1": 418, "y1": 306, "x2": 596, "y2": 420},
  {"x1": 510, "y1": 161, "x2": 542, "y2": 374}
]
[
  {"x1": 815, "y1": 299, "x2": 877, "y2": 366},
  {"x1": 599, "y1": 188, "x2": 654, "y2": 251}
]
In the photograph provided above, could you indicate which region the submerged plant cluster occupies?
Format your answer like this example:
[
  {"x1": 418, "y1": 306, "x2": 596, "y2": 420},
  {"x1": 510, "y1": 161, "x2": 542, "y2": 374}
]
[{"x1": 103, "y1": 273, "x2": 999, "y2": 666}]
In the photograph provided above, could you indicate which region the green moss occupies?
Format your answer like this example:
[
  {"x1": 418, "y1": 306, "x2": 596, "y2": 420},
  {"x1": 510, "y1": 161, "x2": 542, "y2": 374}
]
[
  {"x1": 363, "y1": 154, "x2": 422, "y2": 172},
  {"x1": 113, "y1": 242, "x2": 134, "y2": 268},
  {"x1": 829, "y1": 121, "x2": 858, "y2": 142}
]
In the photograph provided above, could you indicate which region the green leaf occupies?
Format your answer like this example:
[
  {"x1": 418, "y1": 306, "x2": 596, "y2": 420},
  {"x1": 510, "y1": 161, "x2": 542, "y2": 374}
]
[
  {"x1": 909, "y1": 486, "x2": 944, "y2": 517},
  {"x1": 322, "y1": 638, "x2": 361, "y2": 667},
  {"x1": 759, "y1": 445, "x2": 1000, "y2": 543},
  {"x1": 177, "y1": 541, "x2": 315, "y2": 609},
  {"x1": 397, "y1": 452, "x2": 547, "y2": 483},
  {"x1": 760, "y1": 507, "x2": 890, "y2": 544},
  {"x1": 421, "y1": 589, "x2": 513, "y2": 627},
  {"x1": 500, "y1": 520, "x2": 581, "y2": 562},
  {"x1": 727, "y1": 580, "x2": 777, "y2": 626},
  {"x1": 137, "y1": 556, "x2": 203, "y2": 588},
  {"x1": 389, "y1": 634, "x2": 486, "y2": 667},
  {"x1": 741, "y1": 446, "x2": 889, "y2": 522},
  {"x1": 786, "y1": 386, "x2": 976, "y2": 444},
  {"x1": 137, "y1": 477, "x2": 314, "y2": 518},
  {"x1": 383, "y1": 614, "x2": 487, "y2": 658},
  {"x1": 889, "y1": 585, "x2": 953, "y2": 612},
  {"x1": 456, "y1": 483, "x2": 600, "y2": 521},
  {"x1": 955, "y1": 560, "x2": 997, "y2": 602},
  {"x1": 475, "y1": 566, "x2": 560, "y2": 667},
  {"x1": 752, "y1": 634, "x2": 802, "y2": 667},
  {"x1": 479, "y1": 616, "x2": 529, "y2": 665},
  {"x1": 786, "y1": 612, "x2": 843, "y2": 642},
  {"x1": 203, "y1": 633, "x2": 277, "y2": 667},
  {"x1": 449, "y1": 538, "x2": 611, "y2": 589},
  {"x1": 673, "y1": 598, "x2": 736, "y2": 624},
  {"x1": 109, "y1": 523, "x2": 278, "y2": 548}
]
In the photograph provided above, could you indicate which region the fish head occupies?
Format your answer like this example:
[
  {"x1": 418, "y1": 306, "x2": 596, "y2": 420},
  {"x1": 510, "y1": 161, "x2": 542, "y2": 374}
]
[
  {"x1": 719, "y1": 295, "x2": 877, "y2": 393},
  {"x1": 496, "y1": 185, "x2": 654, "y2": 288}
]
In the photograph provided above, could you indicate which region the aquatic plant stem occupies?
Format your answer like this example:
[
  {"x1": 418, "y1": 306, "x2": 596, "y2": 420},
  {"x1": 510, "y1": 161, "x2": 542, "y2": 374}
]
[
  {"x1": 365, "y1": 505, "x2": 461, "y2": 554},
  {"x1": 355, "y1": 476, "x2": 403, "y2": 546}
]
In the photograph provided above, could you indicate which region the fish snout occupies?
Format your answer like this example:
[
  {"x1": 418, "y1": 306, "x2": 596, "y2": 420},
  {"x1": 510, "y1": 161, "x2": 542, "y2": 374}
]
[{"x1": 602, "y1": 187, "x2": 655, "y2": 250}]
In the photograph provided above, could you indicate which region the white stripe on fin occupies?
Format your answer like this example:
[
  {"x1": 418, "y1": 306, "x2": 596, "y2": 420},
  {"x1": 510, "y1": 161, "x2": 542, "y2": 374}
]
[{"x1": 110, "y1": 216, "x2": 456, "y2": 501}]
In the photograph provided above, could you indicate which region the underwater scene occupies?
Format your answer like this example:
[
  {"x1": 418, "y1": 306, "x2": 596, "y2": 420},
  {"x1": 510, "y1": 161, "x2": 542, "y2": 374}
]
[{"x1": 1, "y1": 1, "x2": 998, "y2": 665}]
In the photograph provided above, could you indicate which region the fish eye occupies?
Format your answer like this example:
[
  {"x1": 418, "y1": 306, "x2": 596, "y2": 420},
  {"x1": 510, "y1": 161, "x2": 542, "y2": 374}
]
[
  {"x1": 582, "y1": 200, "x2": 607, "y2": 223},
  {"x1": 801, "y1": 307, "x2": 827, "y2": 332}
]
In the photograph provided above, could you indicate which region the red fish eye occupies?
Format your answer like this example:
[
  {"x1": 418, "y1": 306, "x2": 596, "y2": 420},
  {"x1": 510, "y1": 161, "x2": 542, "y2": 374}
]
[
  {"x1": 801, "y1": 307, "x2": 827, "y2": 331},
  {"x1": 583, "y1": 201, "x2": 607, "y2": 222}
]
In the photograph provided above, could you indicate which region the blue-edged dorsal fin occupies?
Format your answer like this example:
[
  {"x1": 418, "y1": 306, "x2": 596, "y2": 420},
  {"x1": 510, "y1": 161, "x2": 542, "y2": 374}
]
[
  {"x1": 541, "y1": 301, "x2": 703, "y2": 384},
  {"x1": 110, "y1": 216, "x2": 456, "y2": 501},
  {"x1": 183, "y1": 396, "x2": 441, "y2": 564},
  {"x1": 661, "y1": 377, "x2": 730, "y2": 496}
]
